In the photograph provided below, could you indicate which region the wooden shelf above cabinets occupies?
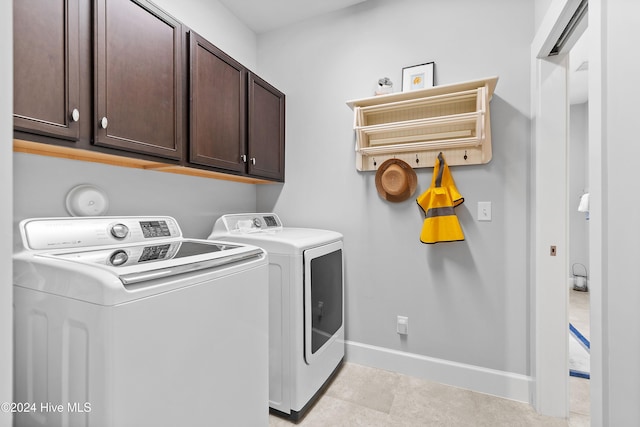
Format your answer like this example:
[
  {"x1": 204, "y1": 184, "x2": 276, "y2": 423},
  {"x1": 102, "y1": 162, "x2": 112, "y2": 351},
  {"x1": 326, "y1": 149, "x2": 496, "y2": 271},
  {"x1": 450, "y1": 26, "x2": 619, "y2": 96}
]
[{"x1": 346, "y1": 76, "x2": 498, "y2": 171}]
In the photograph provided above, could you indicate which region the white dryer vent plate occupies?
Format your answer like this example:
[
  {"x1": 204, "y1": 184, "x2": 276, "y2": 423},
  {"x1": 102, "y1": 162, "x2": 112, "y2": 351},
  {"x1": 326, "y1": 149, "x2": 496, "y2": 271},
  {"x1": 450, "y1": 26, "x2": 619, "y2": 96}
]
[{"x1": 65, "y1": 184, "x2": 109, "y2": 216}]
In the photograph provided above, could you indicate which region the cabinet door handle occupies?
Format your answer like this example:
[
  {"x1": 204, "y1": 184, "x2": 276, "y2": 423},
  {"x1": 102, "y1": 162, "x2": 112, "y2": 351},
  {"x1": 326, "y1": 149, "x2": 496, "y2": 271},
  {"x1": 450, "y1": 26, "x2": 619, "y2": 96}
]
[
  {"x1": 100, "y1": 117, "x2": 108, "y2": 129},
  {"x1": 241, "y1": 154, "x2": 247, "y2": 163},
  {"x1": 250, "y1": 157, "x2": 256, "y2": 165},
  {"x1": 71, "y1": 109, "x2": 80, "y2": 122}
]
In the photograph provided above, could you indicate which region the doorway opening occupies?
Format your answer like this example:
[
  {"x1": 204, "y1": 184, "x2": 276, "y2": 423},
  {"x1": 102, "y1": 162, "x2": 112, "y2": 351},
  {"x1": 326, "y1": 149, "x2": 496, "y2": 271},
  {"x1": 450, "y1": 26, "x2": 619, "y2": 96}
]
[
  {"x1": 567, "y1": 26, "x2": 590, "y2": 424},
  {"x1": 531, "y1": 0, "x2": 599, "y2": 422}
]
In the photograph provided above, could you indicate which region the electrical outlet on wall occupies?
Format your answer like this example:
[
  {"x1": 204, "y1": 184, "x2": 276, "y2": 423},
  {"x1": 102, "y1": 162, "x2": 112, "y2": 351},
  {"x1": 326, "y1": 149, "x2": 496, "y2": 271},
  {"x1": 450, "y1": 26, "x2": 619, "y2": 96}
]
[{"x1": 397, "y1": 316, "x2": 408, "y2": 335}]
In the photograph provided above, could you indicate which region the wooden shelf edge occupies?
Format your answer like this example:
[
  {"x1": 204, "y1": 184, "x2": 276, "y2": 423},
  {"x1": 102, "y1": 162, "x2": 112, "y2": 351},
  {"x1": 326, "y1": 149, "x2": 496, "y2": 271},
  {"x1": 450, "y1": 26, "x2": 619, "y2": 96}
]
[
  {"x1": 356, "y1": 145, "x2": 492, "y2": 171},
  {"x1": 346, "y1": 76, "x2": 499, "y2": 110},
  {"x1": 13, "y1": 139, "x2": 275, "y2": 184},
  {"x1": 149, "y1": 165, "x2": 273, "y2": 184}
]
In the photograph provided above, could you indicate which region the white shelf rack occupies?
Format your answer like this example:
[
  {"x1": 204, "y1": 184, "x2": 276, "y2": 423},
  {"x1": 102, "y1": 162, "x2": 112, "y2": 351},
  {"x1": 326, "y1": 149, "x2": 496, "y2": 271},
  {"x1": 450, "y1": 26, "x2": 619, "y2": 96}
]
[{"x1": 347, "y1": 76, "x2": 498, "y2": 171}]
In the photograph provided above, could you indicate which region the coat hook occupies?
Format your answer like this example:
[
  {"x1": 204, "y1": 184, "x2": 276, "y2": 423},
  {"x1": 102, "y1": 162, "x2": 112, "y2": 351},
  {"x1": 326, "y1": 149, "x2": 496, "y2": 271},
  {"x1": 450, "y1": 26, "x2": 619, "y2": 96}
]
[
  {"x1": 464, "y1": 150, "x2": 468, "y2": 160},
  {"x1": 373, "y1": 157, "x2": 377, "y2": 167},
  {"x1": 415, "y1": 154, "x2": 420, "y2": 164}
]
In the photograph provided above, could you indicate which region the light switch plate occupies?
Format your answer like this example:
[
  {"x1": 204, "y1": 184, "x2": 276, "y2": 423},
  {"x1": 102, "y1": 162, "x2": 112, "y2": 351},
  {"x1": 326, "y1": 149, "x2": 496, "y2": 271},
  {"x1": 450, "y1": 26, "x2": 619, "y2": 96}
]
[{"x1": 477, "y1": 201, "x2": 492, "y2": 221}]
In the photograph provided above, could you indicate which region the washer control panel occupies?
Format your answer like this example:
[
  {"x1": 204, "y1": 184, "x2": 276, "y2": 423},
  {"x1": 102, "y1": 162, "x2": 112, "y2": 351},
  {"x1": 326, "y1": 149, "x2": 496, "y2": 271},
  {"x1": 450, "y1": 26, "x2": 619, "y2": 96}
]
[
  {"x1": 110, "y1": 223, "x2": 130, "y2": 239},
  {"x1": 20, "y1": 216, "x2": 181, "y2": 251}
]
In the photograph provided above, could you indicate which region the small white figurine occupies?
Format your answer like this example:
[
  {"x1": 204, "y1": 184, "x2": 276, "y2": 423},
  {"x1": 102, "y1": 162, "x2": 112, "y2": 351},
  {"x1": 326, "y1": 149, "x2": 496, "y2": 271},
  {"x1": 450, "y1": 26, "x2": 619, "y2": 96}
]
[{"x1": 376, "y1": 77, "x2": 393, "y2": 95}]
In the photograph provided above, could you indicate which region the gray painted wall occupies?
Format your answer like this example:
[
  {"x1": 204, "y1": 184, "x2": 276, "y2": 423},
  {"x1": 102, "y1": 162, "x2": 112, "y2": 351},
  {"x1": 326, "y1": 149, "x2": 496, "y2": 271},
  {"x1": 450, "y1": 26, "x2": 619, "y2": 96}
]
[
  {"x1": 256, "y1": 0, "x2": 534, "y2": 374},
  {"x1": 152, "y1": 0, "x2": 258, "y2": 70},
  {"x1": 535, "y1": 0, "x2": 555, "y2": 33},
  {"x1": 13, "y1": 155, "x2": 256, "y2": 242}
]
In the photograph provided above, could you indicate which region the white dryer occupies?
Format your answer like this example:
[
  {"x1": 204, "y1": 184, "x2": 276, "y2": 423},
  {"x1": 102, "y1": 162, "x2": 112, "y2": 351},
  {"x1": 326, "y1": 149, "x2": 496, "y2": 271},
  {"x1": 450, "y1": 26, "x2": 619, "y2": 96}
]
[
  {"x1": 210, "y1": 213, "x2": 344, "y2": 421},
  {"x1": 13, "y1": 216, "x2": 269, "y2": 427}
]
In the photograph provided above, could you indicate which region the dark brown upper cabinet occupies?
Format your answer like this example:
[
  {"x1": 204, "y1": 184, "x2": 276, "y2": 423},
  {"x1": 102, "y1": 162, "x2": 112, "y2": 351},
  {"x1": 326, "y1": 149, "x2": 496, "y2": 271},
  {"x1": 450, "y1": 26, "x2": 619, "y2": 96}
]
[
  {"x1": 189, "y1": 31, "x2": 285, "y2": 182},
  {"x1": 248, "y1": 73, "x2": 286, "y2": 182},
  {"x1": 189, "y1": 31, "x2": 246, "y2": 173},
  {"x1": 14, "y1": 0, "x2": 80, "y2": 140},
  {"x1": 14, "y1": 0, "x2": 285, "y2": 182},
  {"x1": 94, "y1": 0, "x2": 183, "y2": 160}
]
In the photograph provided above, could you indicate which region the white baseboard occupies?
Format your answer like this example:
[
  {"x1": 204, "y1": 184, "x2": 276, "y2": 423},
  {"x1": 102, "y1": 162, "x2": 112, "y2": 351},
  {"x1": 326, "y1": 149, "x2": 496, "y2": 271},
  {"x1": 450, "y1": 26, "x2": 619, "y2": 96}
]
[{"x1": 345, "y1": 340, "x2": 532, "y2": 403}]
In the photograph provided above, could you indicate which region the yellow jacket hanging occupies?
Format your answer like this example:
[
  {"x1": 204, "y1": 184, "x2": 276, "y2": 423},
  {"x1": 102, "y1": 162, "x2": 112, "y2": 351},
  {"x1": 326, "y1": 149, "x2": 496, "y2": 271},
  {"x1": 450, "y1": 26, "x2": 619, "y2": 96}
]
[{"x1": 416, "y1": 152, "x2": 464, "y2": 244}]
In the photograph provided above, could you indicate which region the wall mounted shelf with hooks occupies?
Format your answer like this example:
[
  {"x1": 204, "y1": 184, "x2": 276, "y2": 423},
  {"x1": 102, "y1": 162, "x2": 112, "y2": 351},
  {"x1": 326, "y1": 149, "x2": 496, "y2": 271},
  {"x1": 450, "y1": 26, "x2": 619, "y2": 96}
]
[{"x1": 346, "y1": 76, "x2": 498, "y2": 171}]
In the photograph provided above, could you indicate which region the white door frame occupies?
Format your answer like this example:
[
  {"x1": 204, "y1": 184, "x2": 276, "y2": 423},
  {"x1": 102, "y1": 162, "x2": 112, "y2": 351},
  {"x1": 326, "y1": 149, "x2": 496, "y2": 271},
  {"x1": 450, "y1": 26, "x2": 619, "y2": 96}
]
[
  {"x1": 531, "y1": 0, "x2": 602, "y2": 423},
  {"x1": 0, "y1": 1, "x2": 12, "y2": 427}
]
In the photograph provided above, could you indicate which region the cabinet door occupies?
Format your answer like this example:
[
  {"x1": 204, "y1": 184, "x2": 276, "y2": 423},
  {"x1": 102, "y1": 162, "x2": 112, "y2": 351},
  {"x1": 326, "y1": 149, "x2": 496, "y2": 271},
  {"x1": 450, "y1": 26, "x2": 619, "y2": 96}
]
[
  {"x1": 189, "y1": 31, "x2": 246, "y2": 173},
  {"x1": 14, "y1": 0, "x2": 80, "y2": 140},
  {"x1": 248, "y1": 73, "x2": 285, "y2": 181},
  {"x1": 94, "y1": 0, "x2": 183, "y2": 160}
]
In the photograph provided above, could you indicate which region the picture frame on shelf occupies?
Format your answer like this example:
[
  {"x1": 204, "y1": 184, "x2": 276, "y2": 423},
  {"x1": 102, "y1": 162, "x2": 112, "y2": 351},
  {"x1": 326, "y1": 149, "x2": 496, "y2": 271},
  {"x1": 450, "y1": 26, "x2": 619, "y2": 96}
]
[{"x1": 402, "y1": 62, "x2": 435, "y2": 92}]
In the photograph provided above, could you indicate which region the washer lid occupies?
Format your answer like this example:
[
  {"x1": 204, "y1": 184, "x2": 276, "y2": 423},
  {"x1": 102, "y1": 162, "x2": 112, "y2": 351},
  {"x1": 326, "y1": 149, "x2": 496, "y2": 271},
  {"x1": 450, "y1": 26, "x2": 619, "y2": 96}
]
[{"x1": 39, "y1": 239, "x2": 264, "y2": 285}]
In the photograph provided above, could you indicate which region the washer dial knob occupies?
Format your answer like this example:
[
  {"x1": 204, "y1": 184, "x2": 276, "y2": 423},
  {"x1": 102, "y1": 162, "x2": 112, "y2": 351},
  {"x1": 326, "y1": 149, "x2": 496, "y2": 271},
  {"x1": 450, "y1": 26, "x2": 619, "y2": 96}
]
[
  {"x1": 110, "y1": 223, "x2": 129, "y2": 239},
  {"x1": 109, "y1": 250, "x2": 128, "y2": 266}
]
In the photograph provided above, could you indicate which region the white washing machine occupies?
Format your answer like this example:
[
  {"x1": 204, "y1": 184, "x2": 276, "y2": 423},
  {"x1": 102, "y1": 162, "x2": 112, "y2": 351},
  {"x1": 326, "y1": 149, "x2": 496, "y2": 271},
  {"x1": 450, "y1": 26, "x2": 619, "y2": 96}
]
[
  {"x1": 13, "y1": 216, "x2": 269, "y2": 427},
  {"x1": 209, "y1": 213, "x2": 344, "y2": 421}
]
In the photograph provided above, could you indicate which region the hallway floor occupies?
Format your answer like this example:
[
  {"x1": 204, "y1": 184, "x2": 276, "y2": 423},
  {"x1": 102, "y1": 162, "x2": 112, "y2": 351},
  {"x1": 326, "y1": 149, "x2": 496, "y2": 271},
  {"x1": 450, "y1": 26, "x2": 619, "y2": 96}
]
[{"x1": 569, "y1": 288, "x2": 591, "y2": 427}]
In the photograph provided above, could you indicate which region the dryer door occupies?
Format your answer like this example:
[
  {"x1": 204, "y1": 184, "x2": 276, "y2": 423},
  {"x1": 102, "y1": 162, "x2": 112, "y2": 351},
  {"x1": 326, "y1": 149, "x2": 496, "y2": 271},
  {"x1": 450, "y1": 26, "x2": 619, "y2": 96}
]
[{"x1": 303, "y1": 240, "x2": 344, "y2": 365}]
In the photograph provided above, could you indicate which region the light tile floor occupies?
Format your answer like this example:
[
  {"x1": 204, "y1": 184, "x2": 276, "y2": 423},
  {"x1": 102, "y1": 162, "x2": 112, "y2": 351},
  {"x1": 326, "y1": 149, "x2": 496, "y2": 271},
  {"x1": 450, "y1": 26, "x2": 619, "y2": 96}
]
[
  {"x1": 569, "y1": 288, "x2": 590, "y2": 427},
  {"x1": 270, "y1": 363, "x2": 569, "y2": 426},
  {"x1": 269, "y1": 290, "x2": 592, "y2": 427}
]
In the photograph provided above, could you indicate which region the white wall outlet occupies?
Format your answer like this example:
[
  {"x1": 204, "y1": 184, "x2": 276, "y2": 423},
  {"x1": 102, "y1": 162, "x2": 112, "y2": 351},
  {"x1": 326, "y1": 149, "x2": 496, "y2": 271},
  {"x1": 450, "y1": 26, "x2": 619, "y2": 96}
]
[
  {"x1": 397, "y1": 316, "x2": 409, "y2": 335},
  {"x1": 477, "y1": 201, "x2": 492, "y2": 221}
]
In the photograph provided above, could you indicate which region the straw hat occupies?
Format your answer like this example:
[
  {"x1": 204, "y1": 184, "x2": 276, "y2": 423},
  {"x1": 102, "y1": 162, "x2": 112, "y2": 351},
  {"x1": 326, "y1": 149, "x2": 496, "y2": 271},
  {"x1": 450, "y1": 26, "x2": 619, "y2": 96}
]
[{"x1": 375, "y1": 158, "x2": 417, "y2": 202}]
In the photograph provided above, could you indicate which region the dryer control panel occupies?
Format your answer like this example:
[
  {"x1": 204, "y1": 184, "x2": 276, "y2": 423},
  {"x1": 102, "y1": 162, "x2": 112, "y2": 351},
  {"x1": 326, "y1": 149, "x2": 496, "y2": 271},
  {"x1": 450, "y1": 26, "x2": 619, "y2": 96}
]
[{"x1": 213, "y1": 213, "x2": 283, "y2": 234}]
